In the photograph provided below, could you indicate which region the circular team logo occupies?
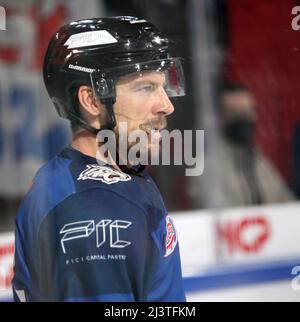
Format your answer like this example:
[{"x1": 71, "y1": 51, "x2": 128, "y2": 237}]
[{"x1": 164, "y1": 215, "x2": 178, "y2": 257}]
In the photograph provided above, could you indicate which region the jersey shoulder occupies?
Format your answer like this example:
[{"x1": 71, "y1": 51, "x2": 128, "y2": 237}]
[{"x1": 16, "y1": 153, "x2": 75, "y2": 234}]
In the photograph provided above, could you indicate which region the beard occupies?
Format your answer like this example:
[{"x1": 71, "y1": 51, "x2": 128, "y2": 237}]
[
  {"x1": 96, "y1": 107, "x2": 168, "y2": 167},
  {"x1": 113, "y1": 115, "x2": 167, "y2": 166}
]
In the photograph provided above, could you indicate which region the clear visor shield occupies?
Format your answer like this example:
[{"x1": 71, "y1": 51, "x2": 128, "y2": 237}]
[{"x1": 90, "y1": 58, "x2": 185, "y2": 100}]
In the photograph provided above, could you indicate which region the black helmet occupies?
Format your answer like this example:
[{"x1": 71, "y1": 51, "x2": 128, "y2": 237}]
[{"x1": 43, "y1": 16, "x2": 185, "y2": 133}]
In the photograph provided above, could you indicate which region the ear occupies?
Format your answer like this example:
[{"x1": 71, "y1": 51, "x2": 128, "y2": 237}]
[{"x1": 77, "y1": 85, "x2": 101, "y2": 116}]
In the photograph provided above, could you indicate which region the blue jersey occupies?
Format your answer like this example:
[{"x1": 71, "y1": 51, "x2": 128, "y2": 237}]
[{"x1": 12, "y1": 147, "x2": 186, "y2": 302}]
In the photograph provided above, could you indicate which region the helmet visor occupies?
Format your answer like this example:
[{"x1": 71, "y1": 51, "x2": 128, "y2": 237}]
[{"x1": 90, "y1": 57, "x2": 185, "y2": 99}]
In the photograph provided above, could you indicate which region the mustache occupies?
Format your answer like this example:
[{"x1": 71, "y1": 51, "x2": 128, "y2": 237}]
[{"x1": 139, "y1": 116, "x2": 167, "y2": 133}]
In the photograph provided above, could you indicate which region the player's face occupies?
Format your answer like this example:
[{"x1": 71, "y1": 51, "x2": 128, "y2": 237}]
[{"x1": 113, "y1": 71, "x2": 175, "y2": 158}]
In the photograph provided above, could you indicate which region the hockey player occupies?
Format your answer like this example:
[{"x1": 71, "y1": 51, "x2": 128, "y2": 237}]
[{"x1": 12, "y1": 16, "x2": 186, "y2": 302}]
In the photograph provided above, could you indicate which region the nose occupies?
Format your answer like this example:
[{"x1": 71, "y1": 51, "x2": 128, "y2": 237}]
[{"x1": 152, "y1": 87, "x2": 174, "y2": 116}]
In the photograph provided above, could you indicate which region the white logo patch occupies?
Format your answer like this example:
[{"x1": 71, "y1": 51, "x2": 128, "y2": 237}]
[
  {"x1": 64, "y1": 30, "x2": 118, "y2": 49},
  {"x1": 78, "y1": 165, "x2": 131, "y2": 184},
  {"x1": 60, "y1": 219, "x2": 132, "y2": 254}
]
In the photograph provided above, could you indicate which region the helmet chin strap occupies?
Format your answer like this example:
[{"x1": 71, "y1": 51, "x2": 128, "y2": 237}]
[
  {"x1": 69, "y1": 111, "x2": 99, "y2": 135},
  {"x1": 100, "y1": 100, "x2": 117, "y2": 130},
  {"x1": 71, "y1": 104, "x2": 145, "y2": 175},
  {"x1": 110, "y1": 110, "x2": 146, "y2": 175},
  {"x1": 69, "y1": 100, "x2": 117, "y2": 134}
]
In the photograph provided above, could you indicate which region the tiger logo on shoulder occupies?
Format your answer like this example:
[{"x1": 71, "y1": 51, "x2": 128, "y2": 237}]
[{"x1": 78, "y1": 165, "x2": 131, "y2": 184}]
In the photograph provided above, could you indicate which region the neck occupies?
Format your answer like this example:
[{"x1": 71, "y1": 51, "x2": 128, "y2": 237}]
[
  {"x1": 71, "y1": 129, "x2": 122, "y2": 172},
  {"x1": 72, "y1": 129, "x2": 97, "y2": 157}
]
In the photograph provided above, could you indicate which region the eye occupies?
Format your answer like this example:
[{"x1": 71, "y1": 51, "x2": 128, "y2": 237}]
[{"x1": 136, "y1": 83, "x2": 157, "y2": 92}]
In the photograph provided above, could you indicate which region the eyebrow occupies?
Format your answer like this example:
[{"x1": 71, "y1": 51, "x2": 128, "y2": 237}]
[
  {"x1": 130, "y1": 77, "x2": 166, "y2": 87},
  {"x1": 117, "y1": 71, "x2": 166, "y2": 86}
]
